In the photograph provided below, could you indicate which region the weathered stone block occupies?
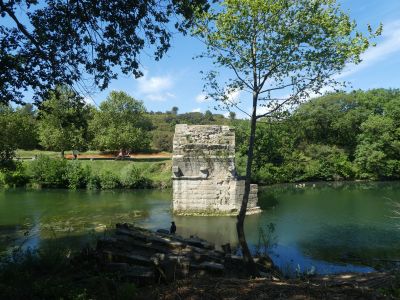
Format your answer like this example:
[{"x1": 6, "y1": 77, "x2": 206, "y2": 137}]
[{"x1": 172, "y1": 125, "x2": 261, "y2": 215}]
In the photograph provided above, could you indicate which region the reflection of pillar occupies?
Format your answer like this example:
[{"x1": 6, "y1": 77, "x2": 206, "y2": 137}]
[
  {"x1": 172, "y1": 124, "x2": 261, "y2": 215},
  {"x1": 173, "y1": 213, "x2": 263, "y2": 249},
  {"x1": 174, "y1": 216, "x2": 238, "y2": 247}
]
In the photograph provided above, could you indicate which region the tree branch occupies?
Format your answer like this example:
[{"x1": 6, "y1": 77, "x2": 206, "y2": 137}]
[
  {"x1": 229, "y1": 63, "x2": 253, "y2": 90},
  {"x1": 0, "y1": 1, "x2": 42, "y2": 51}
]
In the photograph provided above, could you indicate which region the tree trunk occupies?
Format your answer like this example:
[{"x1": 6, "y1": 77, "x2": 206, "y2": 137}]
[
  {"x1": 236, "y1": 94, "x2": 259, "y2": 277},
  {"x1": 60, "y1": 150, "x2": 64, "y2": 158}
]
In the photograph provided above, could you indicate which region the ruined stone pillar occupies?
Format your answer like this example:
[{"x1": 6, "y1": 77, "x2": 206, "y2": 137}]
[{"x1": 172, "y1": 124, "x2": 261, "y2": 215}]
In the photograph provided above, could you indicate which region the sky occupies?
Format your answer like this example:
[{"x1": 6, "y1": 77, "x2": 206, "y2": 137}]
[
  {"x1": 87, "y1": 0, "x2": 400, "y2": 115},
  {"x1": 5, "y1": 0, "x2": 400, "y2": 115}
]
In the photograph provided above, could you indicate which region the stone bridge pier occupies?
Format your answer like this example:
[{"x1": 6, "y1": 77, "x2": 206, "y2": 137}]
[{"x1": 172, "y1": 124, "x2": 261, "y2": 215}]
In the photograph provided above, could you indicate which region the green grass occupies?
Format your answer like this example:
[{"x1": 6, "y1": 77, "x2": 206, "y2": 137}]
[
  {"x1": 79, "y1": 159, "x2": 172, "y2": 186},
  {"x1": 16, "y1": 149, "x2": 106, "y2": 158},
  {"x1": 18, "y1": 151, "x2": 173, "y2": 188}
]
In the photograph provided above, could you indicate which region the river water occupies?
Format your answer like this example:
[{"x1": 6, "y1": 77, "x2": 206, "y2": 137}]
[{"x1": 1, "y1": 182, "x2": 399, "y2": 275}]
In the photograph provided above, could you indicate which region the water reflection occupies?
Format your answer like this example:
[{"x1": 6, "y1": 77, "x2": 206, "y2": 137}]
[{"x1": 1, "y1": 183, "x2": 400, "y2": 275}]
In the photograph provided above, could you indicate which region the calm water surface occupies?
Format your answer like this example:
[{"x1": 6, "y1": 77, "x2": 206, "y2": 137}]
[{"x1": 1, "y1": 182, "x2": 400, "y2": 275}]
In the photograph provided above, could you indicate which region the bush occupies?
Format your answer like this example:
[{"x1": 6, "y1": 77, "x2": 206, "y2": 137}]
[
  {"x1": 64, "y1": 161, "x2": 90, "y2": 189},
  {"x1": 87, "y1": 173, "x2": 101, "y2": 190},
  {"x1": 152, "y1": 131, "x2": 173, "y2": 152},
  {"x1": 29, "y1": 155, "x2": 68, "y2": 187},
  {"x1": 120, "y1": 165, "x2": 151, "y2": 188},
  {"x1": 0, "y1": 164, "x2": 30, "y2": 188},
  {"x1": 99, "y1": 171, "x2": 120, "y2": 189}
]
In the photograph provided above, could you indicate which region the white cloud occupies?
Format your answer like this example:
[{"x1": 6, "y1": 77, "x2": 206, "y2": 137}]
[
  {"x1": 195, "y1": 93, "x2": 208, "y2": 103},
  {"x1": 136, "y1": 71, "x2": 175, "y2": 101},
  {"x1": 339, "y1": 21, "x2": 400, "y2": 78},
  {"x1": 225, "y1": 89, "x2": 241, "y2": 104},
  {"x1": 83, "y1": 96, "x2": 98, "y2": 106},
  {"x1": 192, "y1": 108, "x2": 201, "y2": 112}
]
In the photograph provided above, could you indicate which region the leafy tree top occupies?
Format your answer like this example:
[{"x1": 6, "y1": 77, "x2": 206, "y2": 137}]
[
  {"x1": 194, "y1": 0, "x2": 382, "y2": 118},
  {"x1": 0, "y1": 0, "x2": 210, "y2": 105}
]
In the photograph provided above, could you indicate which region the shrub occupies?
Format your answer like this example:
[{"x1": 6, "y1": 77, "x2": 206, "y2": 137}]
[
  {"x1": 0, "y1": 171, "x2": 6, "y2": 187},
  {"x1": 64, "y1": 161, "x2": 90, "y2": 189},
  {"x1": 120, "y1": 165, "x2": 151, "y2": 188},
  {"x1": 29, "y1": 155, "x2": 68, "y2": 187},
  {"x1": 0, "y1": 164, "x2": 30, "y2": 188},
  {"x1": 99, "y1": 171, "x2": 120, "y2": 189},
  {"x1": 87, "y1": 173, "x2": 101, "y2": 190},
  {"x1": 152, "y1": 131, "x2": 173, "y2": 152}
]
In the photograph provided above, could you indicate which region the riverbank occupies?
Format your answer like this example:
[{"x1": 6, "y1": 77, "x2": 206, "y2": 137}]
[
  {"x1": 1, "y1": 224, "x2": 398, "y2": 300},
  {"x1": 1, "y1": 153, "x2": 173, "y2": 189},
  {"x1": 138, "y1": 273, "x2": 398, "y2": 299}
]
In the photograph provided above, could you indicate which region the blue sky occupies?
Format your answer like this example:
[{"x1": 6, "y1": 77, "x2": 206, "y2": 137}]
[
  {"x1": 88, "y1": 0, "x2": 400, "y2": 115},
  {"x1": 4, "y1": 1, "x2": 400, "y2": 114}
]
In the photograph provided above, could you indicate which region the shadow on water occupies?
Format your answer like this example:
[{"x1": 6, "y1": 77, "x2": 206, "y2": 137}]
[
  {"x1": 257, "y1": 191, "x2": 280, "y2": 210},
  {"x1": 297, "y1": 224, "x2": 400, "y2": 268}
]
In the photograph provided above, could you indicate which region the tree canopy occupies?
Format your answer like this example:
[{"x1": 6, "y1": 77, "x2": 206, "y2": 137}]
[
  {"x1": 0, "y1": 0, "x2": 210, "y2": 105},
  {"x1": 37, "y1": 86, "x2": 92, "y2": 156},
  {"x1": 194, "y1": 0, "x2": 381, "y2": 275},
  {"x1": 90, "y1": 91, "x2": 152, "y2": 152}
]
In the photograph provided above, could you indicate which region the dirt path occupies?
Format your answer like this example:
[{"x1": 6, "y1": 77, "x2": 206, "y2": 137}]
[{"x1": 64, "y1": 153, "x2": 171, "y2": 159}]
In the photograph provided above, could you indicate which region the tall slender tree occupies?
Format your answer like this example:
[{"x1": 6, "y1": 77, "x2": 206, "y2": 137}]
[{"x1": 194, "y1": 0, "x2": 381, "y2": 275}]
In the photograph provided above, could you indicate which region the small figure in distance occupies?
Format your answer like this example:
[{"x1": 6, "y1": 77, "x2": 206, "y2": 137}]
[{"x1": 170, "y1": 221, "x2": 176, "y2": 235}]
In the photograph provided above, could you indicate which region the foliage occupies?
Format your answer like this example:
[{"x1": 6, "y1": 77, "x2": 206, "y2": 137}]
[
  {"x1": 0, "y1": 105, "x2": 18, "y2": 169},
  {"x1": 236, "y1": 89, "x2": 400, "y2": 184},
  {"x1": 255, "y1": 223, "x2": 277, "y2": 257},
  {"x1": 0, "y1": 165, "x2": 30, "y2": 188},
  {"x1": 65, "y1": 161, "x2": 91, "y2": 189},
  {"x1": 29, "y1": 155, "x2": 68, "y2": 187},
  {"x1": 86, "y1": 174, "x2": 101, "y2": 190},
  {"x1": 99, "y1": 170, "x2": 121, "y2": 190},
  {"x1": 37, "y1": 86, "x2": 92, "y2": 155},
  {"x1": 120, "y1": 164, "x2": 151, "y2": 189},
  {"x1": 0, "y1": 0, "x2": 210, "y2": 105},
  {"x1": 194, "y1": 0, "x2": 380, "y2": 272},
  {"x1": 90, "y1": 91, "x2": 152, "y2": 152},
  {"x1": 152, "y1": 131, "x2": 174, "y2": 152},
  {"x1": 11, "y1": 104, "x2": 39, "y2": 150}
]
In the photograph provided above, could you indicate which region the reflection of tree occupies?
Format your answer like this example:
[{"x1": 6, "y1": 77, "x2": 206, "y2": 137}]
[
  {"x1": 258, "y1": 191, "x2": 279, "y2": 210},
  {"x1": 297, "y1": 225, "x2": 400, "y2": 266}
]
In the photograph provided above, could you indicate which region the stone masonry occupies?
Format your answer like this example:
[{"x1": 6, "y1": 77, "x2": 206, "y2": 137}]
[{"x1": 172, "y1": 124, "x2": 261, "y2": 215}]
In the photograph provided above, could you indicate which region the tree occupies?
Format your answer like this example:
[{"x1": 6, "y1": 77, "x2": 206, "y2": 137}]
[
  {"x1": 37, "y1": 86, "x2": 92, "y2": 157},
  {"x1": 204, "y1": 109, "x2": 214, "y2": 121},
  {"x1": 355, "y1": 115, "x2": 400, "y2": 179},
  {"x1": 194, "y1": 0, "x2": 380, "y2": 275},
  {"x1": 13, "y1": 105, "x2": 39, "y2": 150},
  {"x1": 0, "y1": 0, "x2": 210, "y2": 105},
  {"x1": 229, "y1": 111, "x2": 236, "y2": 121},
  {"x1": 90, "y1": 91, "x2": 152, "y2": 152},
  {"x1": 0, "y1": 105, "x2": 18, "y2": 169},
  {"x1": 171, "y1": 106, "x2": 179, "y2": 115}
]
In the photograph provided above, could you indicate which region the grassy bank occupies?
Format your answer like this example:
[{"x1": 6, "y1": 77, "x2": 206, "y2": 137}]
[{"x1": 1, "y1": 151, "x2": 172, "y2": 189}]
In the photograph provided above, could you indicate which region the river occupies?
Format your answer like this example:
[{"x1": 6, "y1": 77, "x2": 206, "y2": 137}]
[{"x1": 1, "y1": 182, "x2": 399, "y2": 275}]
